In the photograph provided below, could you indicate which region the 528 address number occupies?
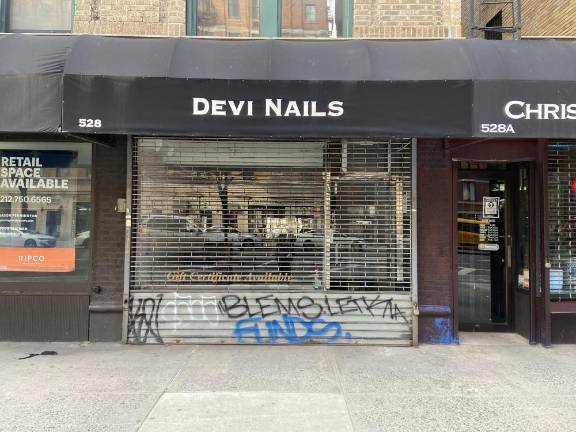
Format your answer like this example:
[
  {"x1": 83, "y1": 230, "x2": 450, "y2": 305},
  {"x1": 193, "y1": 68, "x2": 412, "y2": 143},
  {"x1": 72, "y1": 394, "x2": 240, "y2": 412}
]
[
  {"x1": 480, "y1": 123, "x2": 515, "y2": 134},
  {"x1": 78, "y1": 118, "x2": 102, "y2": 128}
]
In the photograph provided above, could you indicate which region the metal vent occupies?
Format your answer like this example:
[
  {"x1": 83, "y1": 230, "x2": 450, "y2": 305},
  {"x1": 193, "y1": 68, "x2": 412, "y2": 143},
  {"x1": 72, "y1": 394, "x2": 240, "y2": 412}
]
[{"x1": 126, "y1": 138, "x2": 414, "y2": 344}]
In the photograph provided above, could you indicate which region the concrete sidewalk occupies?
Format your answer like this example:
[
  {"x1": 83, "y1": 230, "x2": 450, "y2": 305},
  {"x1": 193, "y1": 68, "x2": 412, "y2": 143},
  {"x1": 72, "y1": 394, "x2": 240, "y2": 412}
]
[{"x1": 0, "y1": 333, "x2": 575, "y2": 431}]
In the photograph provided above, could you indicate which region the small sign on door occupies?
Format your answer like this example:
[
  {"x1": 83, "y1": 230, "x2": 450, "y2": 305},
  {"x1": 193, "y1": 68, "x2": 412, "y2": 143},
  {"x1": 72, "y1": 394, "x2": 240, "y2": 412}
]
[{"x1": 483, "y1": 197, "x2": 500, "y2": 219}]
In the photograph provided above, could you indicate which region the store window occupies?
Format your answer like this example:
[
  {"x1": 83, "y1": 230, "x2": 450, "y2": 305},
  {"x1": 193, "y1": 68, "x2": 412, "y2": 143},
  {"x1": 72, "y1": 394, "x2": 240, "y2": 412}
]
[
  {"x1": 548, "y1": 143, "x2": 576, "y2": 300},
  {"x1": 130, "y1": 139, "x2": 412, "y2": 292},
  {"x1": 189, "y1": 0, "x2": 353, "y2": 37},
  {"x1": 5, "y1": 0, "x2": 73, "y2": 33},
  {"x1": 0, "y1": 142, "x2": 92, "y2": 282}
]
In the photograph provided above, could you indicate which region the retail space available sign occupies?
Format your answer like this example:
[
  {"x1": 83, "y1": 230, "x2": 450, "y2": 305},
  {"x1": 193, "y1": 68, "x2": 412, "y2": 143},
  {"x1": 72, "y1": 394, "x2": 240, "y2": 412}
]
[{"x1": 0, "y1": 153, "x2": 76, "y2": 272}]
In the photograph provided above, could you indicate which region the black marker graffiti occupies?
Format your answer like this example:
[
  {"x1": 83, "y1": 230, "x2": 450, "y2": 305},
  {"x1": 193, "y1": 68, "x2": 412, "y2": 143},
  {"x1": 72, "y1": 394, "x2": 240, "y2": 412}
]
[
  {"x1": 127, "y1": 294, "x2": 164, "y2": 343},
  {"x1": 217, "y1": 294, "x2": 408, "y2": 323}
]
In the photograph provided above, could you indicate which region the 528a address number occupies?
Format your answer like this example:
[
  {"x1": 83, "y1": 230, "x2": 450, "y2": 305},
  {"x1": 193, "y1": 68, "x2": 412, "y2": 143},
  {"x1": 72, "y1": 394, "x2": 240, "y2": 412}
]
[
  {"x1": 480, "y1": 123, "x2": 515, "y2": 134},
  {"x1": 78, "y1": 118, "x2": 102, "y2": 128}
]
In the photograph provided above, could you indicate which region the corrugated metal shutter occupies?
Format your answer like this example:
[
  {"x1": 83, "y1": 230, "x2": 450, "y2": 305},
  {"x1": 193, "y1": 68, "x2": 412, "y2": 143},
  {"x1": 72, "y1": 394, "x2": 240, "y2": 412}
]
[
  {"x1": 126, "y1": 138, "x2": 414, "y2": 345},
  {"x1": 548, "y1": 143, "x2": 576, "y2": 299}
]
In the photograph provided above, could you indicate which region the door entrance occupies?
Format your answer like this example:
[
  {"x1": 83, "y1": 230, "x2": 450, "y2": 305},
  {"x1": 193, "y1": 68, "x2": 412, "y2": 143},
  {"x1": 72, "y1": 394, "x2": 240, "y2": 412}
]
[{"x1": 457, "y1": 162, "x2": 532, "y2": 338}]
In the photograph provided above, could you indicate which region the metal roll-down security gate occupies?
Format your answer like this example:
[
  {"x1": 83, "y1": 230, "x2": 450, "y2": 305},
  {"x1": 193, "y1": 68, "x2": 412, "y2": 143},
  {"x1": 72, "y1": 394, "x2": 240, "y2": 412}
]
[{"x1": 124, "y1": 138, "x2": 416, "y2": 345}]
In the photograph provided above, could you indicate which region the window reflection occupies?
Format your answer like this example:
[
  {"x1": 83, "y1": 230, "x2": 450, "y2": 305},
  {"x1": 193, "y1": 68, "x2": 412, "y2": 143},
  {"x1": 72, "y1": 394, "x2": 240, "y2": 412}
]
[
  {"x1": 8, "y1": 0, "x2": 73, "y2": 33},
  {"x1": 282, "y1": 0, "x2": 344, "y2": 38},
  {"x1": 0, "y1": 142, "x2": 92, "y2": 282},
  {"x1": 197, "y1": 0, "x2": 260, "y2": 37}
]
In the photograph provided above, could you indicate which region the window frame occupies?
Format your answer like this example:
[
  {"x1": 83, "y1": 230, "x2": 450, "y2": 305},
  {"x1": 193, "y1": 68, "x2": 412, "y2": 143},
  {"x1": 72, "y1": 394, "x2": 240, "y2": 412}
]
[
  {"x1": 227, "y1": 0, "x2": 240, "y2": 19},
  {"x1": 0, "y1": 140, "x2": 93, "y2": 287},
  {"x1": 186, "y1": 0, "x2": 353, "y2": 38},
  {"x1": 251, "y1": 0, "x2": 259, "y2": 21},
  {"x1": 304, "y1": 4, "x2": 316, "y2": 23},
  {"x1": 0, "y1": 0, "x2": 6, "y2": 32},
  {"x1": 1, "y1": 0, "x2": 75, "y2": 33}
]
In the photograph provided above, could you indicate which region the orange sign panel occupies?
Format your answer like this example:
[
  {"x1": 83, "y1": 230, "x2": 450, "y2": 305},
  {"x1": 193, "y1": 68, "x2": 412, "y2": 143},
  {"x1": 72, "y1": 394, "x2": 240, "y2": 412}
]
[{"x1": 0, "y1": 247, "x2": 76, "y2": 272}]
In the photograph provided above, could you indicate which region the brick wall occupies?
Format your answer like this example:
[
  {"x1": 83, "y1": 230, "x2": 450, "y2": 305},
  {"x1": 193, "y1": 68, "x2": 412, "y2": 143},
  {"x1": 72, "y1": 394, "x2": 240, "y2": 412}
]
[
  {"x1": 91, "y1": 143, "x2": 127, "y2": 304},
  {"x1": 74, "y1": 0, "x2": 186, "y2": 36},
  {"x1": 354, "y1": 0, "x2": 461, "y2": 38},
  {"x1": 417, "y1": 140, "x2": 456, "y2": 343},
  {"x1": 462, "y1": 0, "x2": 576, "y2": 39},
  {"x1": 88, "y1": 142, "x2": 127, "y2": 341},
  {"x1": 522, "y1": 0, "x2": 576, "y2": 38}
]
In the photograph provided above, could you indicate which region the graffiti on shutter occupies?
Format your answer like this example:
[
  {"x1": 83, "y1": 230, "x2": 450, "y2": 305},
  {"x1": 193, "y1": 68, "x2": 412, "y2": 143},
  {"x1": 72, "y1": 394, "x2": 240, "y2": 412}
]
[
  {"x1": 127, "y1": 138, "x2": 414, "y2": 345},
  {"x1": 127, "y1": 291, "x2": 412, "y2": 345}
]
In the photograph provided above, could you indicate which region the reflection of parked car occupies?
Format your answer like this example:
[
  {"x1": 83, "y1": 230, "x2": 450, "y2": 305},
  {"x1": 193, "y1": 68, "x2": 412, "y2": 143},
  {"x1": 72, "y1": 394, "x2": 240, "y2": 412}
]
[
  {"x1": 0, "y1": 227, "x2": 56, "y2": 248},
  {"x1": 75, "y1": 231, "x2": 90, "y2": 248},
  {"x1": 294, "y1": 229, "x2": 366, "y2": 250},
  {"x1": 200, "y1": 227, "x2": 263, "y2": 247},
  {"x1": 458, "y1": 217, "x2": 482, "y2": 246},
  {"x1": 137, "y1": 215, "x2": 203, "y2": 261},
  {"x1": 138, "y1": 215, "x2": 201, "y2": 237}
]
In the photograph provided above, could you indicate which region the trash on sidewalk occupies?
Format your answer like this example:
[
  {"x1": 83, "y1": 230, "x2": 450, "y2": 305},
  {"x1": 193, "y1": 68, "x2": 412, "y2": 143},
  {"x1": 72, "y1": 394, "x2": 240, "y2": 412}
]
[{"x1": 18, "y1": 351, "x2": 58, "y2": 360}]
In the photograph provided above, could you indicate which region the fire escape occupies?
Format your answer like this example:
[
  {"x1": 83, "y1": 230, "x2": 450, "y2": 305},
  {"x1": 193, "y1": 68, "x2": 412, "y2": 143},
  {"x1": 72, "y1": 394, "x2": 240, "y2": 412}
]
[{"x1": 469, "y1": 0, "x2": 522, "y2": 39}]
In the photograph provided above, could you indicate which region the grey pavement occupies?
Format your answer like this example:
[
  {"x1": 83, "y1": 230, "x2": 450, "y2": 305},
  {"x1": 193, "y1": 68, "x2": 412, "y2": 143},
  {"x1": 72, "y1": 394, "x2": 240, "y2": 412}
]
[{"x1": 0, "y1": 333, "x2": 575, "y2": 431}]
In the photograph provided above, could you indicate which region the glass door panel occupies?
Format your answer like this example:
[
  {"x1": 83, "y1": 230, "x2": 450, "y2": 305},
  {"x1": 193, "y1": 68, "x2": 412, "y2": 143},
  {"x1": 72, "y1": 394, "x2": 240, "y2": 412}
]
[{"x1": 458, "y1": 163, "x2": 508, "y2": 329}]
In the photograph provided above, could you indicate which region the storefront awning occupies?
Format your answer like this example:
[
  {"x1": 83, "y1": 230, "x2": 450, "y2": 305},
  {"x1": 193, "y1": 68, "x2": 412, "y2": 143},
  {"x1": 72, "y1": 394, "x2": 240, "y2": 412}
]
[
  {"x1": 0, "y1": 34, "x2": 75, "y2": 133},
  {"x1": 2, "y1": 34, "x2": 576, "y2": 138}
]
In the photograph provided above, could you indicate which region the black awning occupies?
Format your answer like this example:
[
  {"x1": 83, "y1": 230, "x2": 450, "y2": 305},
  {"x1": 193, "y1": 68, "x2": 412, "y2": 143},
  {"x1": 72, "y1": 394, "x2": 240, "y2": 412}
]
[
  {"x1": 0, "y1": 34, "x2": 78, "y2": 133},
  {"x1": 2, "y1": 34, "x2": 576, "y2": 138}
]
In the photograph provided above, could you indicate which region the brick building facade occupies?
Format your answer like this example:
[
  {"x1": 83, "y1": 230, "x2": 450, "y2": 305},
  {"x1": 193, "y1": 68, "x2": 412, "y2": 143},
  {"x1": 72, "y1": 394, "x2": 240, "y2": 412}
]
[
  {"x1": 66, "y1": 0, "x2": 465, "y2": 343},
  {"x1": 353, "y1": 0, "x2": 461, "y2": 38},
  {"x1": 74, "y1": 0, "x2": 186, "y2": 36},
  {"x1": 2, "y1": 1, "x2": 576, "y2": 345},
  {"x1": 462, "y1": 0, "x2": 576, "y2": 39},
  {"x1": 71, "y1": 0, "x2": 462, "y2": 38}
]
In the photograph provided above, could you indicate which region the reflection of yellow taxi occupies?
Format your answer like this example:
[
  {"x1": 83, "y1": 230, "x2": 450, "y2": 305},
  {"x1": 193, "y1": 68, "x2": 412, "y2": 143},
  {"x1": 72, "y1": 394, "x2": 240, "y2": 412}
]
[{"x1": 458, "y1": 217, "x2": 483, "y2": 246}]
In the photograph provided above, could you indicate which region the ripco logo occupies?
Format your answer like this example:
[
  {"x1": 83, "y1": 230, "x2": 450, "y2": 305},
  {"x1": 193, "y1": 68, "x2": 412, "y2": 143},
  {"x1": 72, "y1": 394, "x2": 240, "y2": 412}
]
[{"x1": 18, "y1": 255, "x2": 46, "y2": 263}]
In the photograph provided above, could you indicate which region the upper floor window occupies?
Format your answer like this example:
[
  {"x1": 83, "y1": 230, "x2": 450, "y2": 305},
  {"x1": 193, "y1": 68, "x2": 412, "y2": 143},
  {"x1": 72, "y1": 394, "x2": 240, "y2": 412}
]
[
  {"x1": 189, "y1": 0, "x2": 353, "y2": 38},
  {"x1": 485, "y1": 11, "x2": 503, "y2": 40},
  {"x1": 197, "y1": 0, "x2": 259, "y2": 37},
  {"x1": 304, "y1": 4, "x2": 316, "y2": 23},
  {"x1": 251, "y1": 0, "x2": 259, "y2": 20},
  {"x1": 227, "y1": 0, "x2": 240, "y2": 19},
  {"x1": 283, "y1": 0, "x2": 346, "y2": 38},
  {"x1": 6, "y1": 0, "x2": 73, "y2": 33}
]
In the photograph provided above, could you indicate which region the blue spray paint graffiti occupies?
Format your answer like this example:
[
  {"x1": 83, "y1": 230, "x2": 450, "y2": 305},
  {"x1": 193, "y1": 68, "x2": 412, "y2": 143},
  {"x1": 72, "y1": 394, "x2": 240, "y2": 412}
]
[
  {"x1": 233, "y1": 314, "x2": 353, "y2": 344},
  {"x1": 430, "y1": 317, "x2": 454, "y2": 344}
]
